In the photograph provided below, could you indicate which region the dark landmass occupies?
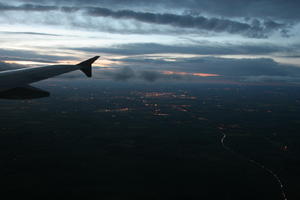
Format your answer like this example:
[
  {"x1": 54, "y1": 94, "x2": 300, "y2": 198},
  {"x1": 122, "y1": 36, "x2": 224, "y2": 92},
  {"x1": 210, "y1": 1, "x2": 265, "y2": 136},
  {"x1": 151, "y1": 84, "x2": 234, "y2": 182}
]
[{"x1": 0, "y1": 79, "x2": 300, "y2": 199}]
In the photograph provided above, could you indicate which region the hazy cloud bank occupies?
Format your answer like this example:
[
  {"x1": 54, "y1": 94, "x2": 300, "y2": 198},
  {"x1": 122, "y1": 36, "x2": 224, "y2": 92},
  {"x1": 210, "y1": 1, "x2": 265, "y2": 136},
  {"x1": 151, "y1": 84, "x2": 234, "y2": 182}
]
[{"x1": 71, "y1": 42, "x2": 298, "y2": 56}]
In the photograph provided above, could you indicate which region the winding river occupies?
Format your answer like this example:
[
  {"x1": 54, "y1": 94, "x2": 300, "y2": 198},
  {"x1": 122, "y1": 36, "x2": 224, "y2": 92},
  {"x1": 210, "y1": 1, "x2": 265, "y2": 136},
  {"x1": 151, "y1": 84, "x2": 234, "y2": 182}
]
[{"x1": 220, "y1": 130, "x2": 288, "y2": 200}]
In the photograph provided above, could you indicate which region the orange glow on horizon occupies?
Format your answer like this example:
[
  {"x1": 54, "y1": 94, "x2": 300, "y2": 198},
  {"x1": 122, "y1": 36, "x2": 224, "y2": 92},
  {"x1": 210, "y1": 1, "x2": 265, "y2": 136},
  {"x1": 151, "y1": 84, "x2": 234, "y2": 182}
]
[
  {"x1": 96, "y1": 59, "x2": 123, "y2": 67},
  {"x1": 161, "y1": 70, "x2": 220, "y2": 77}
]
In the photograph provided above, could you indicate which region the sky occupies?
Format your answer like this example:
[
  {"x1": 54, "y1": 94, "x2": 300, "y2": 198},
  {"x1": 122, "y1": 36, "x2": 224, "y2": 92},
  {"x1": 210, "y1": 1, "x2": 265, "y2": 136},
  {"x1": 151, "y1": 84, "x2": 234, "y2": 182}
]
[{"x1": 1, "y1": 0, "x2": 300, "y2": 83}]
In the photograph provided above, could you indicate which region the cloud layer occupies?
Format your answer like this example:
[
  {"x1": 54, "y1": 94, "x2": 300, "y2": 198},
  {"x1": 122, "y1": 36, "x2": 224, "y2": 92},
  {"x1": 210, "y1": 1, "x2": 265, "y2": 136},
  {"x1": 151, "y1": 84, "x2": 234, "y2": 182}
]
[
  {"x1": 71, "y1": 42, "x2": 296, "y2": 56},
  {"x1": 92, "y1": 56, "x2": 300, "y2": 83},
  {"x1": 10, "y1": 0, "x2": 300, "y2": 21},
  {"x1": 0, "y1": 3, "x2": 290, "y2": 38},
  {"x1": 1, "y1": 0, "x2": 300, "y2": 85}
]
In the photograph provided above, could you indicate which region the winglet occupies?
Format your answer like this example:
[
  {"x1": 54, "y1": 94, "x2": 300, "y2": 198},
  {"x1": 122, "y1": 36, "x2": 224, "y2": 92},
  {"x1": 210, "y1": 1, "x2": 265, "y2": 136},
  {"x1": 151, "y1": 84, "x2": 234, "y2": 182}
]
[{"x1": 77, "y1": 56, "x2": 100, "y2": 77}]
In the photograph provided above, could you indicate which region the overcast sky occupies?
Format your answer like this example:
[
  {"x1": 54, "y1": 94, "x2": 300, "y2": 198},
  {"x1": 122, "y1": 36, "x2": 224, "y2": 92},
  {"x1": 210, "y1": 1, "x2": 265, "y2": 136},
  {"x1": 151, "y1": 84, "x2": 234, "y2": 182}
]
[{"x1": 1, "y1": 0, "x2": 300, "y2": 83}]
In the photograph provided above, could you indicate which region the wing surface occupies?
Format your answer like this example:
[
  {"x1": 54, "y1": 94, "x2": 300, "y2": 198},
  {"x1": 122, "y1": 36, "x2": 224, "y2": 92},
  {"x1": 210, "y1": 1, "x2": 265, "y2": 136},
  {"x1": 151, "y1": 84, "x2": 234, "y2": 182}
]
[{"x1": 0, "y1": 56, "x2": 100, "y2": 92}]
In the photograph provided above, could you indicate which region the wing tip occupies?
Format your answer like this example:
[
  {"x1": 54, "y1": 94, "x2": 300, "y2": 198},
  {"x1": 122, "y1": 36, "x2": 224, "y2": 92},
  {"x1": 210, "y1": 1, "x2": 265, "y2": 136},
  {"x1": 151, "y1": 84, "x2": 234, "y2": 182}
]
[{"x1": 78, "y1": 56, "x2": 100, "y2": 77}]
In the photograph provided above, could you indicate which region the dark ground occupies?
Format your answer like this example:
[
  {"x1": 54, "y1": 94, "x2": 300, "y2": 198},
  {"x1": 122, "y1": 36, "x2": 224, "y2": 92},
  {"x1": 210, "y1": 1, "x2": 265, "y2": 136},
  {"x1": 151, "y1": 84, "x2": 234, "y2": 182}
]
[{"x1": 0, "y1": 79, "x2": 299, "y2": 199}]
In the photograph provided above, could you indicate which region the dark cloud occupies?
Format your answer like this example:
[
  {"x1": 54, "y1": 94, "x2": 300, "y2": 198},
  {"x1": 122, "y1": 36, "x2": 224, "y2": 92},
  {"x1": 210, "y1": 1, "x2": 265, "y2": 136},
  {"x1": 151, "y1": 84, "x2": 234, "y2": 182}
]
[
  {"x1": 12, "y1": 0, "x2": 300, "y2": 21},
  {"x1": 139, "y1": 70, "x2": 163, "y2": 82},
  {"x1": 95, "y1": 67, "x2": 183, "y2": 82},
  {"x1": 86, "y1": 7, "x2": 287, "y2": 38},
  {"x1": 102, "y1": 66, "x2": 136, "y2": 81},
  {"x1": 178, "y1": 57, "x2": 289, "y2": 76},
  {"x1": 243, "y1": 75, "x2": 300, "y2": 83},
  {"x1": 0, "y1": 3, "x2": 289, "y2": 38},
  {"x1": 71, "y1": 42, "x2": 296, "y2": 56},
  {"x1": 0, "y1": 3, "x2": 56, "y2": 11},
  {"x1": 187, "y1": 0, "x2": 300, "y2": 21},
  {"x1": 108, "y1": 56, "x2": 300, "y2": 77}
]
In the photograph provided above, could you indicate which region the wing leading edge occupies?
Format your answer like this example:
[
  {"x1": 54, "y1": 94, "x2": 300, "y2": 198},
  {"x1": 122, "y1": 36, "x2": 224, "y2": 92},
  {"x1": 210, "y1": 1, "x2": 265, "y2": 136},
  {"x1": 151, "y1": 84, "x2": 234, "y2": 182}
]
[{"x1": 0, "y1": 56, "x2": 100, "y2": 92}]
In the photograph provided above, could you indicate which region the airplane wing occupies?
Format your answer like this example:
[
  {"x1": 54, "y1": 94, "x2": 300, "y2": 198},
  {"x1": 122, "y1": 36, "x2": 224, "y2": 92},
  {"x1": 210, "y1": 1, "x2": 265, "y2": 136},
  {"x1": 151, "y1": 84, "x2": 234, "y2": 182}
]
[
  {"x1": 0, "y1": 56, "x2": 100, "y2": 92},
  {"x1": 0, "y1": 85, "x2": 50, "y2": 99}
]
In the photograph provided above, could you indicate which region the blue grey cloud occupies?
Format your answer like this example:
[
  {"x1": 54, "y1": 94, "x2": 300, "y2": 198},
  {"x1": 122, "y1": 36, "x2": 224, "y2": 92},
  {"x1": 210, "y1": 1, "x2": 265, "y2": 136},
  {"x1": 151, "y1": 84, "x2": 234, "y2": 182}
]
[
  {"x1": 86, "y1": 7, "x2": 286, "y2": 38},
  {"x1": 12, "y1": 0, "x2": 300, "y2": 21},
  {"x1": 108, "y1": 56, "x2": 300, "y2": 77},
  {"x1": 0, "y1": 3, "x2": 290, "y2": 38},
  {"x1": 70, "y1": 42, "x2": 298, "y2": 56}
]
